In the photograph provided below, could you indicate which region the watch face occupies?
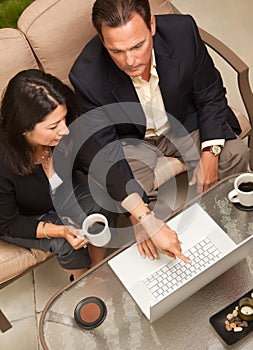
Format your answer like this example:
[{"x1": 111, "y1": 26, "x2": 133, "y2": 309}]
[{"x1": 211, "y1": 145, "x2": 221, "y2": 156}]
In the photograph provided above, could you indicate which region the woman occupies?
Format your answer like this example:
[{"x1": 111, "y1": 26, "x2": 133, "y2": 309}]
[{"x1": 0, "y1": 69, "x2": 117, "y2": 280}]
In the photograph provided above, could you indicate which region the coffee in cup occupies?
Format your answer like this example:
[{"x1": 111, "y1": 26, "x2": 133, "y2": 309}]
[
  {"x1": 81, "y1": 213, "x2": 111, "y2": 246},
  {"x1": 228, "y1": 173, "x2": 253, "y2": 207}
]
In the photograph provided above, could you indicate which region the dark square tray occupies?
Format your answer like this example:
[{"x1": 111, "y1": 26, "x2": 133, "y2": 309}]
[{"x1": 209, "y1": 289, "x2": 253, "y2": 345}]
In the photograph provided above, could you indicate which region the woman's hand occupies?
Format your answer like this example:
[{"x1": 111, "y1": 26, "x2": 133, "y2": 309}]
[
  {"x1": 37, "y1": 222, "x2": 89, "y2": 250},
  {"x1": 65, "y1": 226, "x2": 89, "y2": 250}
]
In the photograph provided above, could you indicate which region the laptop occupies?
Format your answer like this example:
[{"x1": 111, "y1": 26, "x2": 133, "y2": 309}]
[{"x1": 108, "y1": 203, "x2": 253, "y2": 322}]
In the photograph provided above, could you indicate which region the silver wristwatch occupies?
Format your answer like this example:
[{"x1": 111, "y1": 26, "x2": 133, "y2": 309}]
[{"x1": 203, "y1": 145, "x2": 222, "y2": 156}]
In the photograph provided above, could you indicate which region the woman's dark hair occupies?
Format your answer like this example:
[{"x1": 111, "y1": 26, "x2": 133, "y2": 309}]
[
  {"x1": 92, "y1": 0, "x2": 151, "y2": 40},
  {"x1": 0, "y1": 69, "x2": 80, "y2": 175}
]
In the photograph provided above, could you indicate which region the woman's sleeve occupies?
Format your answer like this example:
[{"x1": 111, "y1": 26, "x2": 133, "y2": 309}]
[{"x1": 0, "y1": 168, "x2": 39, "y2": 239}]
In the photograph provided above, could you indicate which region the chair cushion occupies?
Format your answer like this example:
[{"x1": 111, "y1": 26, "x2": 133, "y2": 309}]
[
  {"x1": 0, "y1": 28, "x2": 39, "y2": 98},
  {"x1": 17, "y1": 0, "x2": 173, "y2": 88},
  {"x1": 150, "y1": 0, "x2": 174, "y2": 14},
  {"x1": 18, "y1": 0, "x2": 96, "y2": 87},
  {"x1": 0, "y1": 240, "x2": 51, "y2": 284}
]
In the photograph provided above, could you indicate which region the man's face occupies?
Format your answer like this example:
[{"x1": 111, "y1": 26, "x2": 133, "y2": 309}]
[{"x1": 101, "y1": 13, "x2": 156, "y2": 79}]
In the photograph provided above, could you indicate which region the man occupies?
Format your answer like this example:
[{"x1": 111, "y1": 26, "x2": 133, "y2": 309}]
[{"x1": 69, "y1": 0, "x2": 249, "y2": 260}]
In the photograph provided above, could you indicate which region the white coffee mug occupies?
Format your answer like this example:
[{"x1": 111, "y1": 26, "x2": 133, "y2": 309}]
[
  {"x1": 228, "y1": 173, "x2": 253, "y2": 207},
  {"x1": 81, "y1": 213, "x2": 111, "y2": 247}
]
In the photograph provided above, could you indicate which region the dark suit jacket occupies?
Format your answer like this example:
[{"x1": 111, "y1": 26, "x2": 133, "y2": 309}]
[{"x1": 69, "y1": 14, "x2": 241, "y2": 202}]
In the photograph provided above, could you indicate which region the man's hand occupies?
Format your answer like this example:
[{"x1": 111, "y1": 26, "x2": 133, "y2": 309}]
[
  {"x1": 151, "y1": 224, "x2": 191, "y2": 263},
  {"x1": 189, "y1": 152, "x2": 219, "y2": 193},
  {"x1": 130, "y1": 214, "x2": 190, "y2": 263}
]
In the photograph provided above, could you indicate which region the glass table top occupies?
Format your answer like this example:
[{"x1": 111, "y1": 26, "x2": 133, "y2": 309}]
[{"x1": 40, "y1": 175, "x2": 253, "y2": 350}]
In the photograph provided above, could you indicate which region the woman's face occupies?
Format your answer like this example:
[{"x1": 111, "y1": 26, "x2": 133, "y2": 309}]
[{"x1": 24, "y1": 104, "x2": 69, "y2": 147}]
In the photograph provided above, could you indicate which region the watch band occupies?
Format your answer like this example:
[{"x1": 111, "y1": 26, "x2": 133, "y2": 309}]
[{"x1": 202, "y1": 145, "x2": 222, "y2": 156}]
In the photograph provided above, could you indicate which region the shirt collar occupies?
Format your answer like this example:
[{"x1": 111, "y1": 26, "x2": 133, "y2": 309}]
[{"x1": 131, "y1": 49, "x2": 157, "y2": 84}]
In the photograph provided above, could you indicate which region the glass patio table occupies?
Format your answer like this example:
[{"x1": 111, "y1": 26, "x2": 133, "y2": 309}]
[{"x1": 39, "y1": 175, "x2": 253, "y2": 350}]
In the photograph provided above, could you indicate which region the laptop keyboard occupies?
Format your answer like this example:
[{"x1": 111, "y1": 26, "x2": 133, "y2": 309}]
[{"x1": 143, "y1": 237, "x2": 222, "y2": 301}]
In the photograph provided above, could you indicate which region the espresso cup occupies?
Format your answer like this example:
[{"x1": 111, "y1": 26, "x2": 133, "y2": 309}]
[
  {"x1": 228, "y1": 173, "x2": 253, "y2": 207},
  {"x1": 82, "y1": 213, "x2": 111, "y2": 247}
]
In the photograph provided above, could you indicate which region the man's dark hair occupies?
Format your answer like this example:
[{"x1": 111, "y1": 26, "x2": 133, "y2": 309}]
[{"x1": 92, "y1": 0, "x2": 151, "y2": 40}]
